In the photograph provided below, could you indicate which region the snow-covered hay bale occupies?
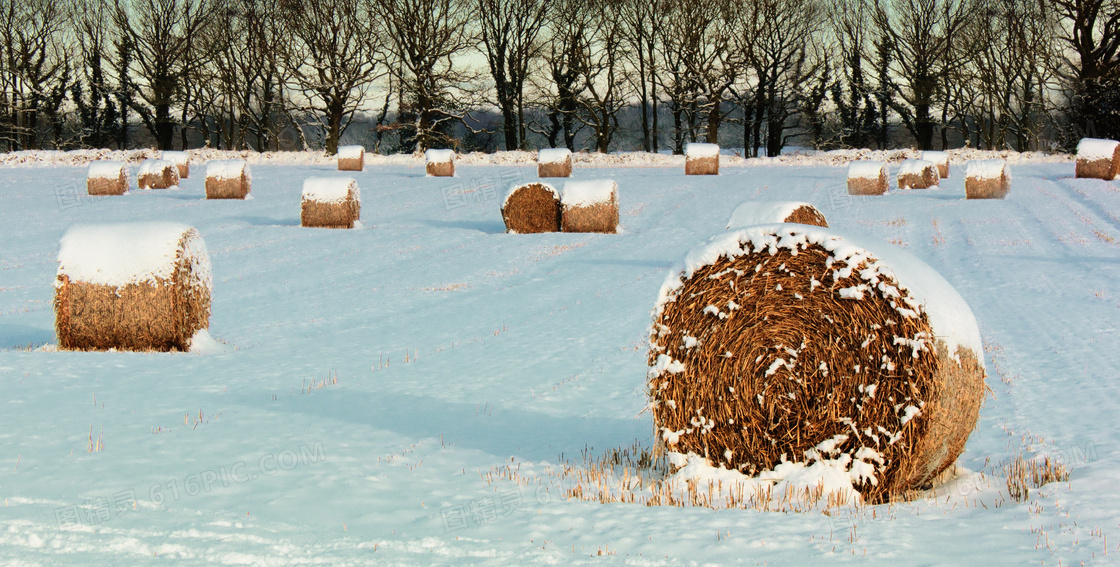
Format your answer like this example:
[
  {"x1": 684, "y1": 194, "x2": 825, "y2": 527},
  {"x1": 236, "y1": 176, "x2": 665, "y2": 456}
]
[
  {"x1": 162, "y1": 151, "x2": 190, "y2": 179},
  {"x1": 205, "y1": 160, "x2": 251, "y2": 200},
  {"x1": 648, "y1": 225, "x2": 986, "y2": 502},
  {"x1": 501, "y1": 182, "x2": 561, "y2": 233},
  {"x1": 425, "y1": 149, "x2": 456, "y2": 177},
  {"x1": 86, "y1": 161, "x2": 129, "y2": 196},
  {"x1": 685, "y1": 143, "x2": 719, "y2": 175},
  {"x1": 54, "y1": 222, "x2": 211, "y2": 352},
  {"x1": 538, "y1": 148, "x2": 572, "y2": 178},
  {"x1": 847, "y1": 161, "x2": 889, "y2": 196},
  {"x1": 338, "y1": 145, "x2": 364, "y2": 172},
  {"x1": 560, "y1": 179, "x2": 618, "y2": 233},
  {"x1": 301, "y1": 177, "x2": 361, "y2": 229},
  {"x1": 137, "y1": 159, "x2": 180, "y2": 190},
  {"x1": 964, "y1": 159, "x2": 1011, "y2": 200},
  {"x1": 897, "y1": 159, "x2": 939, "y2": 189},
  {"x1": 922, "y1": 151, "x2": 950, "y2": 178},
  {"x1": 726, "y1": 201, "x2": 828, "y2": 229},
  {"x1": 1075, "y1": 138, "x2": 1120, "y2": 180}
]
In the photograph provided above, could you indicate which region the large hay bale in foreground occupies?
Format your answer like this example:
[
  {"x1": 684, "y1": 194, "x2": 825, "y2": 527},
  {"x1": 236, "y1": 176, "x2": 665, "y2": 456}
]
[
  {"x1": 685, "y1": 143, "x2": 719, "y2": 175},
  {"x1": 847, "y1": 161, "x2": 889, "y2": 196},
  {"x1": 301, "y1": 177, "x2": 361, "y2": 229},
  {"x1": 338, "y1": 145, "x2": 365, "y2": 171},
  {"x1": 87, "y1": 162, "x2": 129, "y2": 196},
  {"x1": 425, "y1": 149, "x2": 456, "y2": 177},
  {"x1": 922, "y1": 151, "x2": 950, "y2": 178},
  {"x1": 964, "y1": 159, "x2": 1011, "y2": 200},
  {"x1": 137, "y1": 159, "x2": 180, "y2": 190},
  {"x1": 648, "y1": 225, "x2": 986, "y2": 502},
  {"x1": 560, "y1": 179, "x2": 619, "y2": 233},
  {"x1": 502, "y1": 182, "x2": 561, "y2": 233},
  {"x1": 205, "y1": 160, "x2": 252, "y2": 199},
  {"x1": 538, "y1": 148, "x2": 573, "y2": 178},
  {"x1": 1075, "y1": 138, "x2": 1120, "y2": 180},
  {"x1": 54, "y1": 222, "x2": 211, "y2": 352},
  {"x1": 162, "y1": 151, "x2": 190, "y2": 179},
  {"x1": 726, "y1": 201, "x2": 828, "y2": 229},
  {"x1": 897, "y1": 159, "x2": 939, "y2": 189}
]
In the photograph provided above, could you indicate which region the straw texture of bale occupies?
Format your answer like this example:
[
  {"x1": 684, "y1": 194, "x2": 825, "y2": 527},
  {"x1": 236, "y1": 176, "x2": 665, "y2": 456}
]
[
  {"x1": 897, "y1": 160, "x2": 939, "y2": 189},
  {"x1": 163, "y1": 151, "x2": 190, "y2": 179},
  {"x1": 1075, "y1": 140, "x2": 1120, "y2": 180},
  {"x1": 784, "y1": 205, "x2": 829, "y2": 227},
  {"x1": 502, "y1": 182, "x2": 561, "y2": 233},
  {"x1": 138, "y1": 160, "x2": 179, "y2": 190},
  {"x1": 648, "y1": 226, "x2": 985, "y2": 502},
  {"x1": 847, "y1": 162, "x2": 889, "y2": 196},
  {"x1": 561, "y1": 180, "x2": 619, "y2": 233},
  {"x1": 965, "y1": 160, "x2": 1011, "y2": 200},
  {"x1": 338, "y1": 145, "x2": 364, "y2": 171},
  {"x1": 205, "y1": 160, "x2": 252, "y2": 200},
  {"x1": 87, "y1": 163, "x2": 128, "y2": 196},
  {"x1": 537, "y1": 150, "x2": 573, "y2": 178},
  {"x1": 301, "y1": 178, "x2": 361, "y2": 229},
  {"x1": 426, "y1": 150, "x2": 456, "y2": 177}
]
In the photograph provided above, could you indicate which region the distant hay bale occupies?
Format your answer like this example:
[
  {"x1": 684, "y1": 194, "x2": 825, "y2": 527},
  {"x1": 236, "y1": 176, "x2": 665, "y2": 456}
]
[
  {"x1": 137, "y1": 159, "x2": 180, "y2": 190},
  {"x1": 922, "y1": 151, "x2": 950, "y2": 178},
  {"x1": 338, "y1": 145, "x2": 365, "y2": 171},
  {"x1": 847, "y1": 161, "x2": 889, "y2": 196},
  {"x1": 54, "y1": 222, "x2": 211, "y2": 352},
  {"x1": 726, "y1": 201, "x2": 828, "y2": 229},
  {"x1": 897, "y1": 159, "x2": 939, "y2": 189},
  {"x1": 560, "y1": 179, "x2": 618, "y2": 233},
  {"x1": 501, "y1": 182, "x2": 561, "y2": 233},
  {"x1": 301, "y1": 177, "x2": 361, "y2": 229},
  {"x1": 685, "y1": 143, "x2": 719, "y2": 175},
  {"x1": 205, "y1": 160, "x2": 252, "y2": 200},
  {"x1": 964, "y1": 159, "x2": 1011, "y2": 200},
  {"x1": 538, "y1": 148, "x2": 573, "y2": 178},
  {"x1": 1075, "y1": 138, "x2": 1120, "y2": 180},
  {"x1": 425, "y1": 149, "x2": 456, "y2": 177},
  {"x1": 648, "y1": 225, "x2": 986, "y2": 503},
  {"x1": 162, "y1": 151, "x2": 190, "y2": 179},
  {"x1": 87, "y1": 161, "x2": 129, "y2": 196}
]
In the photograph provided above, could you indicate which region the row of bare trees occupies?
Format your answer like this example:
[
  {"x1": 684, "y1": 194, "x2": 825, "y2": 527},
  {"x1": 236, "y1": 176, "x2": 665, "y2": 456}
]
[{"x1": 0, "y1": 0, "x2": 1116, "y2": 154}]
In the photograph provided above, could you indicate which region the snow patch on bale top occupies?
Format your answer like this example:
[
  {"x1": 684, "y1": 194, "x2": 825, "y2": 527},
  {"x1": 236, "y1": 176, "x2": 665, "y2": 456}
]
[
  {"x1": 685, "y1": 142, "x2": 720, "y2": 158},
  {"x1": 138, "y1": 159, "x2": 174, "y2": 176},
  {"x1": 56, "y1": 222, "x2": 211, "y2": 289},
  {"x1": 922, "y1": 151, "x2": 949, "y2": 166},
  {"x1": 338, "y1": 145, "x2": 364, "y2": 159},
  {"x1": 898, "y1": 159, "x2": 936, "y2": 175},
  {"x1": 425, "y1": 149, "x2": 455, "y2": 163},
  {"x1": 503, "y1": 181, "x2": 558, "y2": 209},
  {"x1": 161, "y1": 151, "x2": 189, "y2": 166},
  {"x1": 302, "y1": 177, "x2": 359, "y2": 204},
  {"x1": 538, "y1": 148, "x2": 571, "y2": 164},
  {"x1": 964, "y1": 159, "x2": 1008, "y2": 180},
  {"x1": 725, "y1": 201, "x2": 815, "y2": 229},
  {"x1": 205, "y1": 159, "x2": 250, "y2": 180},
  {"x1": 655, "y1": 224, "x2": 983, "y2": 356},
  {"x1": 1076, "y1": 138, "x2": 1120, "y2": 160},
  {"x1": 847, "y1": 160, "x2": 887, "y2": 179},
  {"x1": 88, "y1": 161, "x2": 126, "y2": 179},
  {"x1": 561, "y1": 179, "x2": 616, "y2": 207}
]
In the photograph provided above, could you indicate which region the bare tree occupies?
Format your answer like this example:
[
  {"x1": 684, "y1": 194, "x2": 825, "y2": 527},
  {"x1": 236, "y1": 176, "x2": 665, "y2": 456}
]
[
  {"x1": 571, "y1": 0, "x2": 630, "y2": 152},
  {"x1": 530, "y1": 0, "x2": 589, "y2": 150},
  {"x1": 828, "y1": 0, "x2": 883, "y2": 148},
  {"x1": 620, "y1": 0, "x2": 668, "y2": 152},
  {"x1": 72, "y1": 0, "x2": 121, "y2": 149},
  {"x1": 477, "y1": 0, "x2": 549, "y2": 150},
  {"x1": 0, "y1": 0, "x2": 71, "y2": 150},
  {"x1": 1048, "y1": 0, "x2": 1120, "y2": 140}
]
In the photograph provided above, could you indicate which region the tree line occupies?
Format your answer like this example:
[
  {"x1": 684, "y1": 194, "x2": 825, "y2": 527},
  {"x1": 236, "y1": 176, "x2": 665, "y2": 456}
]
[{"x1": 2, "y1": 0, "x2": 1117, "y2": 155}]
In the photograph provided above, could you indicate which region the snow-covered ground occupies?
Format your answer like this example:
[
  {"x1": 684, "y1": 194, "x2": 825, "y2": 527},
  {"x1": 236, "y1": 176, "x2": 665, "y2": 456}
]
[{"x1": 1, "y1": 150, "x2": 1117, "y2": 565}]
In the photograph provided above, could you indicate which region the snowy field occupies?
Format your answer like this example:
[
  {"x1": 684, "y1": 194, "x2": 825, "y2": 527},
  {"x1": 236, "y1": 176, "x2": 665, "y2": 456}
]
[{"x1": 1, "y1": 150, "x2": 1118, "y2": 565}]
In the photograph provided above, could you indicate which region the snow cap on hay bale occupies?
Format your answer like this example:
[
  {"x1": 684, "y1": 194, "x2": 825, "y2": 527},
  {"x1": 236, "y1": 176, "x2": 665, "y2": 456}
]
[
  {"x1": 301, "y1": 177, "x2": 361, "y2": 229},
  {"x1": 502, "y1": 182, "x2": 561, "y2": 233},
  {"x1": 897, "y1": 159, "x2": 939, "y2": 189},
  {"x1": 560, "y1": 179, "x2": 618, "y2": 233},
  {"x1": 538, "y1": 148, "x2": 572, "y2": 178},
  {"x1": 964, "y1": 159, "x2": 1011, "y2": 200},
  {"x1": 1075, "y1": 138, "x2": 1120, "y2": 180},
  {"x1": 648, "y1": 224, "x2": 986, "y2": 502},
  {"x1": 726, "y1": 201, "x2": 829, "y2": 229},
  {"x1": 54, "y1": 222, "x2": 211, "y2": 352},
  {"x1": 205, "y1": 160, "x2": 252, "y2": 200},
  {"x1": 921, "y1": 151, "x2": 950, "y2": 178},
  {"x1": 425, "y1": 149, "x2": 456, "y2": 177},
  {"x1": 847, "y1": 161, "x2": 889, "y2": 196},
  {"x1": 87, "y1": 161, "x2": 129, "y2": 196},
  {"x1": 161, "y1": 151, "x2": 190, "y2": 179},
  {"x1": 137, "y1": 159, "x2": 180, "y2": 190},
  {"x1": 685, "y1": 143, "x2": 720, "y2": 175},
  {"x1": 338, "y1": 145, "x2": 365, "y2": 171}
]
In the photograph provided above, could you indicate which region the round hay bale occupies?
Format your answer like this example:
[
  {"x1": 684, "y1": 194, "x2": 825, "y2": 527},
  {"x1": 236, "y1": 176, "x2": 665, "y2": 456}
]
[
  {"x1": 54, "y1": 222, "x2": 211, "y2": 352},
  {"x1": 425, "y1": 149, "x2": 456, "y2": 177},
  {"x1": 538, "y1": 148, "x2": 573, "y2": 178},
  {"x1": 205, "y1": 160, "x2": 252, "y2": 199},
  {"x1": 847, "y1": 161, "x2": 889, "y2": 196},
  {"x1": 726, "y1": 201, "x2": 828, "y2": 229},
  {"x1": 1075, "y1": 138, "x2": 1120, "y2": 180},
  {"x1": 162, "y1": 151, "x2": 190, "y2": 179},
  {"x1": 921, "y1": 151, "x2": 950, "y2": 178},
  {"x1": 964, "y1": 160, "x2": 1011, "y2": 200},
  {"x1": 502, "y1": 182, "x2": 561, "y2": 233},
  {"x1": 685, "y1": 143, "x2": 719, "y2": 175},
  {"x1": 137, "y1": 159, "x2": 180, "y2": 190},
  {"x1": 338, "y1": 145, "x2": 365, "y2": 171},
  {"x1": 560, "y1": 179, "x2": 618, "y2": 233},
  {"x1": 87, "y1": 161, "x2": 129, "y2": 196},
  {"x1": 897, "y1": 159, "x2": 939, "y2": 189},
  {"x1": 301, "y1": 177, "x2": 361, "y2": 229},
  {"x1": 648, "y1": 224, "x2": 985, "y2": 502}
]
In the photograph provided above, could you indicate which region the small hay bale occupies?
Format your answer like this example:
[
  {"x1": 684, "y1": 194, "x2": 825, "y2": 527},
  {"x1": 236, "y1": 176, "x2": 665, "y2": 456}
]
[
  {"x1": 685, "y1": 143, "x2": 719, "y2": 175},
  {"x1": 847, "y1": 161, "x2": 889, "y2": 195},
  {"x1": 726, "y1": 201, "x2": 829, "y2": 229},
  {"x1": 1075, "y1": 138, "x2": 1120, "y2": 180},
  {"x1": 54, "y1": 222, "x2": 211, "y2": 352},
  {"x1": 87, "y1": 161, "x2": 129, "y2": 196},
  {"x1": 501, "y1": 182, "x2": 561, "y2": 233},
  {"x1": 964, "y1": 159, "x2": 1011, "y2": 199},
  {"x1": 560, "y1": 179, "x2": 619, "y2": 233},
  {"x1": 538, "y1": 148, "x2": 573, "y2": 178},
  {"x1": 338, "y1": 145, "x2": 365, "y2": 171},
  {"x1": 922, "y1": 151, "x2": 950, "y2": 178},
  {"x1": 648, "y1": 225, "x2": 986, "y2": 502},
  {"x1": 137, "y1": 159, "x2": 180, "y2": 190},
  {"x1": 205, "y1": 160, "x2": 252, "y2": 200},
  {"x1": 425, "y1": 149, "x2": 456, "y2": 177},
  {"x1": 301, "y1": 177, "x2": 361, "y2": 229},
  {"x1": 162, "y1": 151, "x2": 190, "y2": 179},
  {"x1": 897, "y1": 159, "x2": 939, "y2": 189}
]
